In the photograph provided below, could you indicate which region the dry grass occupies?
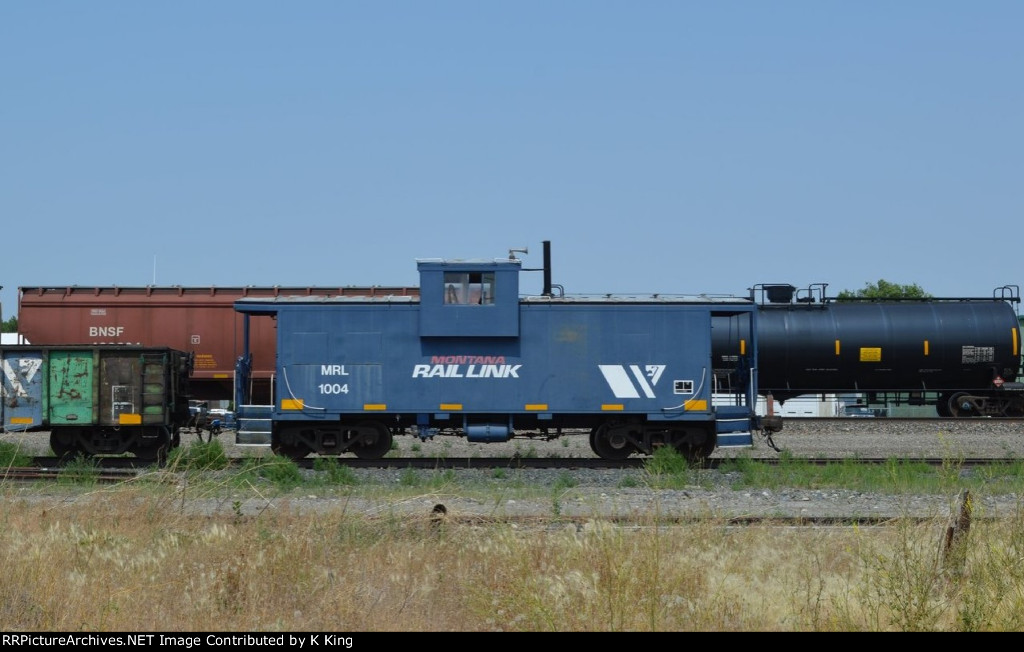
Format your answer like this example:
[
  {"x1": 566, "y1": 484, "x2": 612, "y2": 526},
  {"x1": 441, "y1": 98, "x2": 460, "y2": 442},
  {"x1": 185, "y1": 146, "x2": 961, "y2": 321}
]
[{"x1": 2, "y1": 480, "x2": 1024, "y2": 631}]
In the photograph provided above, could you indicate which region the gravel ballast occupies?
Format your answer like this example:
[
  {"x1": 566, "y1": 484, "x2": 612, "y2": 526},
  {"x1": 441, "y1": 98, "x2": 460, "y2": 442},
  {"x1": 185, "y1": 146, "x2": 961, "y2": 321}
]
[{"x1": 4, "y1": 419, "x2": 1023, "y2": 520}]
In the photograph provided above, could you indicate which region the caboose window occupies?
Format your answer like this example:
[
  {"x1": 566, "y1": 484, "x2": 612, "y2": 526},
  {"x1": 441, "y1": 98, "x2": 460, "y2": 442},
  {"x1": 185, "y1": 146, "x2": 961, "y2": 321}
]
[{"x1": 444, "y1": 272, "x2": 494, "y2": 305}]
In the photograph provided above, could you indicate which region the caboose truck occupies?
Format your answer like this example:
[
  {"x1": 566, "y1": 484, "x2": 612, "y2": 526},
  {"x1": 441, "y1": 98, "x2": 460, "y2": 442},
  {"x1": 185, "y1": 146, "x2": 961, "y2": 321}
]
[{"x1": 231, "y1": 242, "x2": 780, "y2": 461}]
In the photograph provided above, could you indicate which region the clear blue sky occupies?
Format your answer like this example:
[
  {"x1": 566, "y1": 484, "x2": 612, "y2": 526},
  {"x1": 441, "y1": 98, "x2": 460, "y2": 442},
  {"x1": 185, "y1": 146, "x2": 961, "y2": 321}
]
[{"x1": 3, "y1": 2, "x2": 1022, "y2": 320}]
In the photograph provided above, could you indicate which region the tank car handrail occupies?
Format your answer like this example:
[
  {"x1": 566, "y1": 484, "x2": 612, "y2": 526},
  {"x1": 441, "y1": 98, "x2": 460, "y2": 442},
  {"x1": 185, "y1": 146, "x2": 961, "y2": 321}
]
[
  {"x1": 994, "y1": 285, "x2": 1020, "y2": 303},
  {"x1": 827, "y1": 295, "x2": 1019, "y2": 303},
  {"x1": 749, "y1": 283, "x2": 828, "y2": 305},
  {"x1": 751, "y1": 283, "x2": 1021, "y2": 306}
]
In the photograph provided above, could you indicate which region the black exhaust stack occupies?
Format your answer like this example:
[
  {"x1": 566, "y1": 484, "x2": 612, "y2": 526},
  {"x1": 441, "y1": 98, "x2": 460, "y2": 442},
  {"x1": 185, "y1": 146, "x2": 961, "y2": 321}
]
[{"x1": 543, "y1": 240, "x2": 552, "y2": 297}]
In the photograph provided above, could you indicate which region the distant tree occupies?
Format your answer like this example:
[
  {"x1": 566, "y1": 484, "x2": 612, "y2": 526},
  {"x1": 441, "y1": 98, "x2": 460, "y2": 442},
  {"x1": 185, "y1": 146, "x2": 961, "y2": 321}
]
[
  {"x1": 1, "y1": 315, "x2": 16, "y2": 332},
  {"x1": 836, "y1": 280, "x2": 931, "y2": 300}
]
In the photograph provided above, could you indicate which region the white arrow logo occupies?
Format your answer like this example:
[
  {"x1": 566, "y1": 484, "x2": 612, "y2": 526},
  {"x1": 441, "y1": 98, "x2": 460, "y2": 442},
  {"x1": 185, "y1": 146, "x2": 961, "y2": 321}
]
[{"x1": 599, "y1": 364, "x2": 665, "y2": 399}]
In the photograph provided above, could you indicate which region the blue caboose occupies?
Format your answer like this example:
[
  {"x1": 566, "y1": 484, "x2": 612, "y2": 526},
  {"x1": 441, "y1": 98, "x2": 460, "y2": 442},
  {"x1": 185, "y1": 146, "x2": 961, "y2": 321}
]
[{"x1": 232, "y1": 245, "x2": 774, "y2": 460}]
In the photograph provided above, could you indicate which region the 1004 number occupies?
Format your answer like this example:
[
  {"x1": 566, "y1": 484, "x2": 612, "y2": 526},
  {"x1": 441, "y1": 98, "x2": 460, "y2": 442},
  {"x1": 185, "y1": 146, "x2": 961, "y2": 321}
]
[{"x1": 318, "y1": 383, "x2": 349, "y2": 394}]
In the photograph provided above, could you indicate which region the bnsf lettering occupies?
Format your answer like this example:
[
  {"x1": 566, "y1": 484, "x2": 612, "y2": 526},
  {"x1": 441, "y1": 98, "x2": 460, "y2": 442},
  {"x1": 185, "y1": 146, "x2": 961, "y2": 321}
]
[
  {"x1": 89, "y1": 326, "x2": 125, "y2": 337},
  {"x1": 321, "y1": 365, "x2": 350, "y2": 375}
]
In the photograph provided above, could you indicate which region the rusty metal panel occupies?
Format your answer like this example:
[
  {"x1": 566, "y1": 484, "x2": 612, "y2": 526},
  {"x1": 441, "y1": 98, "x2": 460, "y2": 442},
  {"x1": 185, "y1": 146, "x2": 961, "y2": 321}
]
[
  {"x1": 96, "y1": 349, "x2": 174, "y2": 426},
  {"x1": 99, "y1": 350, "x2": 143, "y2": 425},
  {"x1": 18, "y1": 285, "x2": 419, "y2": 402}
]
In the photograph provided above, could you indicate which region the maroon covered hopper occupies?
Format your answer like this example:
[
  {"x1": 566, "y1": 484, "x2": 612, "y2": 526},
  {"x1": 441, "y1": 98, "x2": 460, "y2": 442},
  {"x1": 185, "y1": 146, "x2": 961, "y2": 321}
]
[{"x1": 18, "y1": 285, "x2": 420, "y2": 402}]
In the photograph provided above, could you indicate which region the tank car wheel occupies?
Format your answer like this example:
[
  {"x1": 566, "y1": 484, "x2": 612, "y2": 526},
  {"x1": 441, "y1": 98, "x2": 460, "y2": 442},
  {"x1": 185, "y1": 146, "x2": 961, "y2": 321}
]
[
  {"x1": 351, "y1": 421, "x2": 393, "y2": 459},
  {"x1": 1004, "y1": 400, "x2": 1024, "y2": 418},
  {"x1": 589, "y1": 424, "x2": 635, "y2": 460},
  {"x1": 947, "y1": 392, "x2": 977, "y2": 418}
]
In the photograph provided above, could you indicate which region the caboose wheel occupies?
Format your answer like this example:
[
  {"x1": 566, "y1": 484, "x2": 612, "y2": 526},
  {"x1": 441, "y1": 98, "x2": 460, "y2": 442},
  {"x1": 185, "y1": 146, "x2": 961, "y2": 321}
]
[
  {"x1": 671, "y1": 426, "x2": 717, "y2": 464},
  {"x1": 271, "y1": 430, "x2": 311, "y2": 461},
  {"x1": 273, "y1": 443, "x2": 311, "y2": 461},
  {"x1": 351, "y1": 421, "x2": 393, "y2": 459},
  {"x1": 589, "y1": 425, "x2": 635, "y2": 460}
]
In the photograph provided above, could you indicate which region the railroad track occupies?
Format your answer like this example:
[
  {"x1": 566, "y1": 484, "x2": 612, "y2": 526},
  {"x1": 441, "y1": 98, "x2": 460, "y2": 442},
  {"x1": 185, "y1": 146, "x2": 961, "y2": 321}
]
[
  {"x1": 301, "y1": 455, "x2": 1020, "y2": 470},
  {"x1": 1, "y1": 465, "x2": 149, "y2": 483},
  {"x1": 0, "y1": 462, "x2": 987, "y2": 528},
  {"x1": 408, "y1": 512, "x2": 959, "y2": 528},
  {"x1": 10, "y1": 453, "x2": 1021, "y2": 479}
]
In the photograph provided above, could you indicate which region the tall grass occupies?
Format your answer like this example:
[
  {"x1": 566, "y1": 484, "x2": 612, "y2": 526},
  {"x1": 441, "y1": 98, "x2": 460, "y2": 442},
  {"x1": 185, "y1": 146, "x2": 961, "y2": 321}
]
[
  {"x1": 2, "y1": 489, "x2": 1023, "y2": 630},
  {"x1": 2, "y1": 440, "x2": 1024, "y2": 630},
  {"x1": 0, "y1": 440, "x2": 33, "y2": 468}
]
